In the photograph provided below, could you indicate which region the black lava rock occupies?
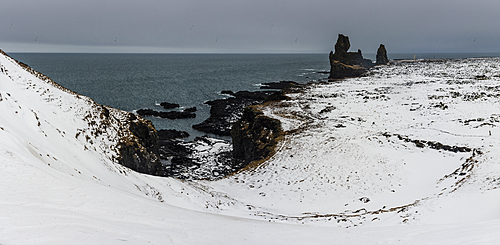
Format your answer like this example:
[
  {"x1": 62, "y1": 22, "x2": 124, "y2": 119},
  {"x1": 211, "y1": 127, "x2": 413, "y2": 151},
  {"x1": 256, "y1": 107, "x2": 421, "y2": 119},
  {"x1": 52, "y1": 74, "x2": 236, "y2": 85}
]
[
  {"x1": 160, "y1": 102, "x2": 180, "y2": 109},
  {"x1": 184, "y1": 107, "x2": 197, "y2": 113},
  {"x1": 157, "y1": 129, "x2": 190, "y2": 140},
  {"x1": 260, "y1": 81, "x2": 300, "y2": 90},
  {"x1": 159, "y1": 136, "x2": 244, "y2": 180},
  {"x1": 192, "y1": 90, "x2": 279, "y2": 136},
  {"x1": 137, "y1": 109, "x2": 196, "y2": 119}
]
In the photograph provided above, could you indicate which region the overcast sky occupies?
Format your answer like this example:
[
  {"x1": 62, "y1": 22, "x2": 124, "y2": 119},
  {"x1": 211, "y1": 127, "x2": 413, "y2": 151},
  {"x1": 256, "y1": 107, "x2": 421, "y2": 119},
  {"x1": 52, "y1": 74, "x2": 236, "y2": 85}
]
[{"x1": 1, "y1": 0, "x2": 499, "y2": 53}]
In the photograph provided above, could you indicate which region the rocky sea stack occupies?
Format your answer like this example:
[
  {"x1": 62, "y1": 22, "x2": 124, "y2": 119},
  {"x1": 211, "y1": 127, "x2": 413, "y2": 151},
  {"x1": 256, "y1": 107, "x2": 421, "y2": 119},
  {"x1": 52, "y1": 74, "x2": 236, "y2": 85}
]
[
  {"x1": 329, "y1": 34, "x2": 388, "y2": 79},
  {"x1": 376, "y1": 44, "x2": 389, "y2": 65}
]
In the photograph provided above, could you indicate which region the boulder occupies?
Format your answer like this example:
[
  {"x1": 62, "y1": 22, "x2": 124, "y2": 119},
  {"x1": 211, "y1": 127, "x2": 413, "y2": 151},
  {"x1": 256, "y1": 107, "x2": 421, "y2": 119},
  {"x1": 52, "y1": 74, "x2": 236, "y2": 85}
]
[{"x1": 376, "y1": 44, "x2": 389, "y2": 65}]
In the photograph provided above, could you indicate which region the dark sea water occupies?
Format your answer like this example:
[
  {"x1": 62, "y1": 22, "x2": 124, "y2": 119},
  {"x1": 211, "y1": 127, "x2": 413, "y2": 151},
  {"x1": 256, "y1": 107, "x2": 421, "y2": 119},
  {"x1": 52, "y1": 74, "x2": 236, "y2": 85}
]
[{"x1": 9, "y1": 52, "x2": 500, "y2": 140}]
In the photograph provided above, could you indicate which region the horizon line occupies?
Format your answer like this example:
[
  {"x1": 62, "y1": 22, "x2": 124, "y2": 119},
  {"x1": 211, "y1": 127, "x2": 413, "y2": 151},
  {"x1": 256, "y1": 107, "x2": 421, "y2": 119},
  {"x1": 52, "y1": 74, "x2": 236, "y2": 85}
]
[{"x1": 7, "y1": 51, "x2": 500, "y2": 55}]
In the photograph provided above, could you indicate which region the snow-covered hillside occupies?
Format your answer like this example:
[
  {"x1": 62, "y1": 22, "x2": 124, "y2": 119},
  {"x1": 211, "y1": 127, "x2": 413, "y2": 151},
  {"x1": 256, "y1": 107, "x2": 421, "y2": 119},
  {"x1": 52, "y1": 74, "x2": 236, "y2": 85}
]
[{"x1": 2, "y1": 50, "x2": 500, "y2": 244}]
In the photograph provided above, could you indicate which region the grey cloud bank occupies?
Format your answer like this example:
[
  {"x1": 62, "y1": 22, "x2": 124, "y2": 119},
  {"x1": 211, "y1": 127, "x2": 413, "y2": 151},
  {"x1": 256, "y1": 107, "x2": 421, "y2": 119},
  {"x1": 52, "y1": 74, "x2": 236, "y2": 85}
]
[{"x1": 1, "y1": 0, "x2": 499, "y2": 53}]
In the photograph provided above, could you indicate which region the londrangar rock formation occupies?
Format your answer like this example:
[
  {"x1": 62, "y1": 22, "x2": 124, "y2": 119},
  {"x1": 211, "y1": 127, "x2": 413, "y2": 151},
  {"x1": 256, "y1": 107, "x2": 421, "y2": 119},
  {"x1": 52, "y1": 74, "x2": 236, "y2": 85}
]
[
  {"x1": 330, "y1": 34, "x2": 373, "y2": 68},
  {"x1": 329, "y1": 34, "x2": 388, "y2": 79}
]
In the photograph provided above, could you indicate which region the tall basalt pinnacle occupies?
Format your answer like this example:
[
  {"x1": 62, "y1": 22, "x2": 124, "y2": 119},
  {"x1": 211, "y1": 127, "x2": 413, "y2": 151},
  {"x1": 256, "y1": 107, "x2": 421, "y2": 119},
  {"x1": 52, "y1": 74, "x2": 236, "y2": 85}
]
[
  {"x1": 329, "y1": 34, "x2": 389, "y2": 80},
  {"x1": 335, "y1": 34, "x2": 350, "y2": 52},
  {"x1": 330, "y1": 34, "x2": 372, "y2": 67},
  {"x1": 329, "y1": 34, "x2": 372, "y2": 79},
  {"x1": 376, "y1": 44, "x2": 389, "y2": 65}
]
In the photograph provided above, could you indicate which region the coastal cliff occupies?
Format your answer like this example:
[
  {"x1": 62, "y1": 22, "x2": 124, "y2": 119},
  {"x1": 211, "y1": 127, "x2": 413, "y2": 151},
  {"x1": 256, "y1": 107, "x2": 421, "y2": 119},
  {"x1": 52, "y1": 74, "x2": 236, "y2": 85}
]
[
  {"x1": 231, "y1": 104, "x2": 284, "y2": 165},
  {"x1": 0, "y1": 49, "x2": 162, "y2": 176},
  {"x1": 116, "y1": 112, "x2": 162, "y2": 176}
]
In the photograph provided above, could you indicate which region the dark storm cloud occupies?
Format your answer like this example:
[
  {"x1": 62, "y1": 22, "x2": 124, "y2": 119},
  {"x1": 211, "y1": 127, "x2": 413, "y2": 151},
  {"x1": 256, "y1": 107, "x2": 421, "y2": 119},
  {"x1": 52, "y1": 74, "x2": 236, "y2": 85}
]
[{"x1": 1, "y1": 0, "x2": 499, "y2": 53}]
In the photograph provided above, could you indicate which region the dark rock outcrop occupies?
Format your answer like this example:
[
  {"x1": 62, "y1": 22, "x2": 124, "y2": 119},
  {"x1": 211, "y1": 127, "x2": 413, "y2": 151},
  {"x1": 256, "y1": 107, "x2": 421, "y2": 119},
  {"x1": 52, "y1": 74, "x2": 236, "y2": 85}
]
[
  {"x1": 116, "y1": 113, "x2": 162, "y2": 175},
  {"x1": 330, "y1": 34, "x2": 373, "y2": 68},
  {"x1": 157, "y1": 130, "x2": 191, "y2": 163},
  {"x1": 334, "y1": 34, "x2": 351, "y2": 55},
  {"x1": 192, "y1": 90, "x2": 280, "y2": 136},
  {"x1": 328, "y1": 60, "x2": 367, "y2": 79},
  {"x1": 260, "y1": 81, "x2": 300, "y2": 90},
  {"x1": 137, "y1": 108, "x2": 196, "y2": 119},
  {"x1": 160, "y1": 102, "x2": 180, "y2": 109},
  {"x1": 184, "y1": 107, "x2": 197, "y2": 113},
  {"x1": 376, "y1": 44, "x2": 389, "y2": 65},
  {"x1": 157, "y1": 129, "x2": 190, "y2": 139},
  {"x1": 158, "y1": 133, "x2": 244, "y2": 180},
  {"x1": 328, "y1": 34, "x2": 388, "y2": 79},
  {"x1": 231, "y1": 105, "x2": 284, "y2": 165}
]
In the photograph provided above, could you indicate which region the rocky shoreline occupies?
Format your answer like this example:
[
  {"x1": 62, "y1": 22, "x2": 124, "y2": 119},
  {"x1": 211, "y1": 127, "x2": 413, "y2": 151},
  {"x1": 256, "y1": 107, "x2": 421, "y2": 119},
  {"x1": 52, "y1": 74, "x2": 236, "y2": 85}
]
[
  {"x1": 191, "y1": 90, "x2": 277, "y2": 136},
  {"x1": 151, "y1": 34, "x2": 389, "y2": 180},
  {"x1": 4, "y1": 35, "x2": 389, "y2": 181},
  {"x1": 156, "y1": 129, "x2": 245, "y2": 180},
  {"x1": 156, "y1": 81, "x2": 303, "y2": 180}
]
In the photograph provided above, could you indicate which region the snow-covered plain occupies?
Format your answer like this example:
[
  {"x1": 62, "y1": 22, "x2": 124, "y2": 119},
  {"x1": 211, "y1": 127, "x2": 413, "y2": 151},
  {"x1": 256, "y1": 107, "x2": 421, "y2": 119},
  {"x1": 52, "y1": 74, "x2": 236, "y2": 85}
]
[{"x1": 2, "y1": 50, "x2": 500, "y2": 244}]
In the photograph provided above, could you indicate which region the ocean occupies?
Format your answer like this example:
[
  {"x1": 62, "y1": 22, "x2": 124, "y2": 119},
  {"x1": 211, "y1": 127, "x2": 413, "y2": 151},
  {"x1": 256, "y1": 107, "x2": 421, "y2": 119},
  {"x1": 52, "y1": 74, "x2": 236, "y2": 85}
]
[{"x1": 9, "y1": 52, "x2": 500, "y2": 140}]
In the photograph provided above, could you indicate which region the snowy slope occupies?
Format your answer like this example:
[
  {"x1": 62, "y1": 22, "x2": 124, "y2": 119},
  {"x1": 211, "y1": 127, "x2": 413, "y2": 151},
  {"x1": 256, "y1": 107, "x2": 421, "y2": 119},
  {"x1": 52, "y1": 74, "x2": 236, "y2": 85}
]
[{"x1": 2, "y1": 50, "x2": 500, "y2": 244}]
